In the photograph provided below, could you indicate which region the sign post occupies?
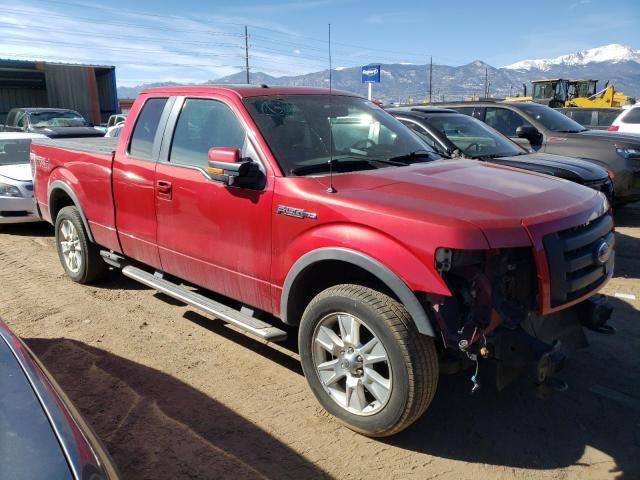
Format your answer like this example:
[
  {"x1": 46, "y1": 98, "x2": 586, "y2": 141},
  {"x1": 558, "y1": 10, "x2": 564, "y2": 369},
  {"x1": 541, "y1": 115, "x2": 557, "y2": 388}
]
[{"x1": 361, "y1": 64, "x2": 381, "y2": 101}]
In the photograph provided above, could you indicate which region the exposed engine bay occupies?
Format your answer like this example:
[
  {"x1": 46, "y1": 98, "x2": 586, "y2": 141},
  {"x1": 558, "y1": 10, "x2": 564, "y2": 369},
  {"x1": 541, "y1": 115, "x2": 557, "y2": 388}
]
[{"x1": 426, "y1": 247, "x2": 613, "y2": 395}]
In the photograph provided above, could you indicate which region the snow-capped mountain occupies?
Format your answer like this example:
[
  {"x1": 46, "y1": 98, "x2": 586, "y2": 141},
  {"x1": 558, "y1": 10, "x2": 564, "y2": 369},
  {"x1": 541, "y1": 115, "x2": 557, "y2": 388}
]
[
  {"x1": 503, "y1": 44, "x2": 640, "y2": 71},
  {"x1": 119, "y1": 44, "x2": 640, "y2": 103}
]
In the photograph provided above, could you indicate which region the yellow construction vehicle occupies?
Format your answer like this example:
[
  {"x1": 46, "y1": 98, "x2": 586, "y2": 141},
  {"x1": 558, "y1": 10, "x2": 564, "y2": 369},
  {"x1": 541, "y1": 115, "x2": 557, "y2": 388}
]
[{"x1": 504, "y1": 78, "x2": 635, "y2": 108}]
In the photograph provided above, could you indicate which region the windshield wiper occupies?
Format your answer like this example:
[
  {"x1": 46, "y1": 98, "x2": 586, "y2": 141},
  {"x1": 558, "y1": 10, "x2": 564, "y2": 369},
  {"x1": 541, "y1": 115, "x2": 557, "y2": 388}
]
[
  {"x1": 290, "y1": 158, "x2": 408, "y2": 176},
  {"x1": 386, "y1": 150, "x2": 437, "y2": 163}
]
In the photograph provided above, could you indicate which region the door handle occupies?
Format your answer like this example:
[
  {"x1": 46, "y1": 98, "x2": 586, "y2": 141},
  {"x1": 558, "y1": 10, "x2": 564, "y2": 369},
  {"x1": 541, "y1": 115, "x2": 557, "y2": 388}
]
[{"x1": 156, "y1": 180, "x2": 172, "y2": 194}]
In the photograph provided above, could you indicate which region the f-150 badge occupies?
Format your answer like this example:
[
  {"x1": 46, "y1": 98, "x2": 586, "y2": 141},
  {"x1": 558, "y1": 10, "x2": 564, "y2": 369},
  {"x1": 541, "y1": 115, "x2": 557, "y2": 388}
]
[{"x1": 276, "y1": 205, "x2": 317, "y2": 219}]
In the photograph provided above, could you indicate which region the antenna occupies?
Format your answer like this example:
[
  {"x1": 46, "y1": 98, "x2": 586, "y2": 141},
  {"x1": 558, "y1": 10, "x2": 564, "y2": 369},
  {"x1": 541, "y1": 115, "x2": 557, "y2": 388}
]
[{"x1": 326, "y1": 22, "x2": 336, "y2": 193}]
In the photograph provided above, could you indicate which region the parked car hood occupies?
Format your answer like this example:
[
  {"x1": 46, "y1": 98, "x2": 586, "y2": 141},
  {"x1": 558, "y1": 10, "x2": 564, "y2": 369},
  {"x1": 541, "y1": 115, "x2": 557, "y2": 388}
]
[
  {"x1": 575, "y1": 129, "x2": 640, "y2": 144},
  {"x1": 325, "y1": 160, "x2": 602, "y2": 242},
  {"x1": 32, "y1": 126, "x2": 105, "y2": 139},
  {"x1": 487, "y1": 152, "x2": 608, "y2": 182},
  {"x1": 0, "y1": 163, "x2": 32, "y2": 182}
]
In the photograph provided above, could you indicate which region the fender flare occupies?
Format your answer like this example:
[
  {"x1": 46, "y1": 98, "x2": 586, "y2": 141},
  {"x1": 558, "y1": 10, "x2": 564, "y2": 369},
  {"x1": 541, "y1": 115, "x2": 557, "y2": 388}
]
[
  {"x1": 281, "y1": 247, "x2": 435, "y2": 336},
  {"x1": 47, "y1": 180, "x2": 95, "y2": 243}
]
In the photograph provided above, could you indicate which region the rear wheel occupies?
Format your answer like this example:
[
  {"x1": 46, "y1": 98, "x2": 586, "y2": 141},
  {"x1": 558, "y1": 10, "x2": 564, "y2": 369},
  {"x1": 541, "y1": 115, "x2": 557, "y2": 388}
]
[
  {"x1": 299, "y1": 284, "x2": 438, "y2": 437},
  {"x1": 55, "y1": 206, "x2": 107, "y2": 284}
]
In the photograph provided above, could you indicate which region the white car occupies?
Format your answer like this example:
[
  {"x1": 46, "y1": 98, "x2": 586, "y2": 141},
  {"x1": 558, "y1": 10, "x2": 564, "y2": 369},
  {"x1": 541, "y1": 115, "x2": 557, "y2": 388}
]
[
  {"x1": 609, "y1": 105, "x2": 640, "y2": 134},
  {"x1": 0, "y1": 133, "x2": 46, "y2": 226}
]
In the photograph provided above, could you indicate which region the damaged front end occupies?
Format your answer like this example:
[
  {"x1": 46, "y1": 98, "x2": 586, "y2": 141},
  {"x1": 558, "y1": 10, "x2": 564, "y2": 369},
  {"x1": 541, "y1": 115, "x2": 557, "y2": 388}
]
[{"x1": 426, "y1": 242, "x2": 614, "y2": 395}]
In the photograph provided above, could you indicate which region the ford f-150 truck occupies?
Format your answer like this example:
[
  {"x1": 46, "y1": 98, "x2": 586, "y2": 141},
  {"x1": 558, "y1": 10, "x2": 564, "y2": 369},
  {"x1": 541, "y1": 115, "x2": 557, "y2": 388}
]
[{"x1": 32, "y1": 86, "x2": 615, "y2": 437}]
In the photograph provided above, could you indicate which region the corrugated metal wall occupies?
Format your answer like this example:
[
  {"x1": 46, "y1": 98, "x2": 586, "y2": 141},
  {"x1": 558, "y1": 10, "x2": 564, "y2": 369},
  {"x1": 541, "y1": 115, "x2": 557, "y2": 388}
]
[{"x1": 1, "y1": 60, "x2": 118, "y2": 125}]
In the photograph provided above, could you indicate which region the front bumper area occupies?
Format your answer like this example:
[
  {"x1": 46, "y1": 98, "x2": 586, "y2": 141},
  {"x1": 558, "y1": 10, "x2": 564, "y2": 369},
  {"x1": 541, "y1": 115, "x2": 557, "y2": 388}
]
[
  {"x1": 0, "y1": 180, "x2": 40, "y2": 225},
  {"x1": 490, "y1": 294, "x2": 613, "y2": 392}
]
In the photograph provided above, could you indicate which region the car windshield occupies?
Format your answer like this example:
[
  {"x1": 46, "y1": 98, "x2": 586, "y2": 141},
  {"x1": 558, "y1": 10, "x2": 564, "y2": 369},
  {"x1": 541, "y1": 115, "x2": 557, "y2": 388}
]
[
  {"x1": 519, "y1": 104, "x2": 588, "y2": 132},
  {"x1": 0, "y1": 139, "x2": 31, "y2": 165},
  {"x1": 425, "y1": 114, "x2": 524, "y2": 158},
  {"x1": 243, "y1": 95, "x2": 439, "y2": 176},
  {"x1": 28, "y1": 111, "x2": 90, "y2": 128}
]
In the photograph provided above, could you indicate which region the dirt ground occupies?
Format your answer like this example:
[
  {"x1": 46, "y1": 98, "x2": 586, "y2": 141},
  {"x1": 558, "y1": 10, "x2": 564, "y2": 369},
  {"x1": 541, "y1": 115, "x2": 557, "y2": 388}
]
[{"x1": 1, "y1": 203, "x2": 639, "y2": 480}]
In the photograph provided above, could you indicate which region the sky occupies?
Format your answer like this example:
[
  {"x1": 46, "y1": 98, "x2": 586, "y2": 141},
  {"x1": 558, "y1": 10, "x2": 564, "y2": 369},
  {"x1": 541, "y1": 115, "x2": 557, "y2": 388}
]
[{"x1": 1, "y1": 0, "x2": 638, "y2": 86}]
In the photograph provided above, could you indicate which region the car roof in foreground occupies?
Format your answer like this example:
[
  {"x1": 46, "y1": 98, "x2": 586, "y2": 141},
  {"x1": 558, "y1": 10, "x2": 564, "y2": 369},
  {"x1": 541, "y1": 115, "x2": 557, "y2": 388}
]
[
  {"x1": 141, "y1": 84, "x2": 360, "y2": 99},
  {"x1": 0, "y1": 324, "x2": 72, "y2": 479}
]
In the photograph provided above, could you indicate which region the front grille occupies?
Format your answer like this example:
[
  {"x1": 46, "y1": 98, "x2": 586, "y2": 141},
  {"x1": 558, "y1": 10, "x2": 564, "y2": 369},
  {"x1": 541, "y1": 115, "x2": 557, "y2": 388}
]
[
  {"x1": 583, "y1": 178, "x2": 614, "y2": 200},
  {"x1": 543, "y1": 213, "x2": 614, "y2": 306}
]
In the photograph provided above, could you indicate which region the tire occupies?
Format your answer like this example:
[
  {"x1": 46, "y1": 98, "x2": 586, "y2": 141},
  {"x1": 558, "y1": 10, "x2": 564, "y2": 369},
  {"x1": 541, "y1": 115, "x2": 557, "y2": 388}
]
[
  {"x1": 55, "y1": 206, "x2": 107, "y2": 284},
  {"x1": 299, "y1": 284, "x2": 438, "y2": 437}
]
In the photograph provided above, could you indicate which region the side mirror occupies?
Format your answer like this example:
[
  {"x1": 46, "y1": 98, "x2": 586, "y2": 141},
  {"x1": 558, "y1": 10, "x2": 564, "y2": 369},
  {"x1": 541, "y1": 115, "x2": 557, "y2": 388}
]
[
  {"x1": 207, "y1": 147, "x2": 259, "y2": 187},
  {"x1": 515, "y1": 125, "x2": 540, "y2": 143}
]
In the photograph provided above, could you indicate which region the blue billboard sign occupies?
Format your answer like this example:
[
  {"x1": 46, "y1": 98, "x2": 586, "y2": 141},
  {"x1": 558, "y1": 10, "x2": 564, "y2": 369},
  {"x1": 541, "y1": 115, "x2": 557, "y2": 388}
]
[{"x1": 361, "y1": 65, "x2": 381, "y2": 83}]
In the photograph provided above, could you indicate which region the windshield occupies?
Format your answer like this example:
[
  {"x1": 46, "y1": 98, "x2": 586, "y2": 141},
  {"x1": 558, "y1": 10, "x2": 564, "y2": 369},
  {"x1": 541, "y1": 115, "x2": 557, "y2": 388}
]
[
  {"x1": 0, "y1": 139, "x2": 30, "y2": 165},
  {"x1": 426, "y1": 114, "x2": 524, "y2": 158},
  {"x1": 519, "y1": 104, "x2": 587, "y2": 132},
  {"x1": 28, "y1": 111, "x2": 90, "y2": 128},
  {"x1": 243, "y1": 95, "x2": 438, "y2": 176}
]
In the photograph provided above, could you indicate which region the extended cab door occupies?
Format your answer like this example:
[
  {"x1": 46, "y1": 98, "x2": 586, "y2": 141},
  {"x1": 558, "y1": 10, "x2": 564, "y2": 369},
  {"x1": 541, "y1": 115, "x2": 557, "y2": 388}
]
[
  {"x1": 154, "y1": 96, "x2": 274, "y2": 311},
  {"x1": 112, "y1": 96, "x2": 174, "y2": 269}
]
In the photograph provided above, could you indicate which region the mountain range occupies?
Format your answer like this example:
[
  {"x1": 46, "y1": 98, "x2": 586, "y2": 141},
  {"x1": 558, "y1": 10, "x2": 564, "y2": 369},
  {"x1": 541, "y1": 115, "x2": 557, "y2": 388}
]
[{"x1": 117, "y1": 44, "x2": 640, "y2": 104}]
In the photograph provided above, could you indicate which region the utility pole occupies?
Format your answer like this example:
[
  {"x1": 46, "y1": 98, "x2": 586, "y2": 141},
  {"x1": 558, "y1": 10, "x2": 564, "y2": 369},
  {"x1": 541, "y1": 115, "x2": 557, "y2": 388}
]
[
  {"x1": 244, "y1": 25, "x2": 250, "y2": 84},
  {"x1": 428, "y1": 56, "x2": 432, "y2": 103},
  {"x1": 484, "y1": 67, "x2": 488, "y2": 97}
]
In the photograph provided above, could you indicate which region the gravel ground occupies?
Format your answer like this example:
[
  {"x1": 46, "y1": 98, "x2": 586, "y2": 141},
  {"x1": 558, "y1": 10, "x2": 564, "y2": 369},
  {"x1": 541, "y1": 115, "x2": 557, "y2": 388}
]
[{"x1": 0, "y1": 203, "x2": 638, "y2": 480}]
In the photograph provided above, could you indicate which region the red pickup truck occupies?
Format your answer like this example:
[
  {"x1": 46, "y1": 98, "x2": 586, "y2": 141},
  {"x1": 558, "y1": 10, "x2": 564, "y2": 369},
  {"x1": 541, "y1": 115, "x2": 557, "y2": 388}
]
[{"x1": 32, "y1": 85, "x2": 614, "y2": 437}]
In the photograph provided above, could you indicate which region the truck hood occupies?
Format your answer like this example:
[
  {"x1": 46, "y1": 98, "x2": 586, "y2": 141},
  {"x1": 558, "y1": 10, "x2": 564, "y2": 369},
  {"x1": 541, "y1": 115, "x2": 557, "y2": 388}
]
[
  {"x1": 327, "y1": 160, "x2": 602, "y2": 246},
  {"x1": 32, "y1": 126, "x2": 105, "y2": 139},
  {"x1": 487, "y1": 152, "x2": 608, "y2": 182},
  {"x1": 575, "y1": 129, "x2": 640, "y2": 145},
  {"x1": 0, "y1": 163, "x2": 32, "y2": 182}
]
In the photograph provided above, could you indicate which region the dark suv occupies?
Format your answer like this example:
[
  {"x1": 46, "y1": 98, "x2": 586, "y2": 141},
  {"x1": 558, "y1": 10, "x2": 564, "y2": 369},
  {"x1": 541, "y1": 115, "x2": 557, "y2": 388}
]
[
  {"x1": 437, "y1": 101, "x2": 640, "y2": 205},
  {"x1": 388, "y1": 107, "x2": 613, "y2": 198}
]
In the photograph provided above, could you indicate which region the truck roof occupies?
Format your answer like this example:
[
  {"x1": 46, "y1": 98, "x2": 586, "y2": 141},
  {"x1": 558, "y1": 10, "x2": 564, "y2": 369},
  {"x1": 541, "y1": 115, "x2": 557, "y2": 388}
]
[{"x1": 140, "y1": 84, "x2": 359, "y2": 99}]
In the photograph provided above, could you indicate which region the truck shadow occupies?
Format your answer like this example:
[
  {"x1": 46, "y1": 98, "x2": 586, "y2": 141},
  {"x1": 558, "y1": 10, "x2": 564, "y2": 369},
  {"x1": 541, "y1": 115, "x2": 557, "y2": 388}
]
[
  {"x1": 183, "y1": 300, "x2": 639, "y2": 479},
  {"x1": 613, "y1": 230, "x2": 640, "y2": 280},
  {"x1": 614, "y1": 201, "x2": 640, "y2": 227},
  {"x1": 385, "y1": 295, "x2": 639, "y2": 479},
  {"x1": 25, "y1": 337, "x2": 329, "y2": 480},
  {"x1": 0, "y1": 222, "x2": 53, "y2": 237}
]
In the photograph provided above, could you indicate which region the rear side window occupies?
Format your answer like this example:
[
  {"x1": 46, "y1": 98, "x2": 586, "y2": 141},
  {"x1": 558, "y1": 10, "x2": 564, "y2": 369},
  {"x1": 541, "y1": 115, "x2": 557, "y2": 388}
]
[
  {"x1": 622, "y1": 107, "x2": 640, "y2": 124},
  {"x1": 596, "y1": 110, "x2": 620, "y2": 126},
  {"x1": 169, "y1": 98, "x2": 245, "y2": 169},
  {"x1": 567, "y1": 109, "x2": 593, "y2": 126},
  {"x1": 128, "y1": 97, "x2": 168, "y2": 160},
  {"x1": 455, "y1": 107, "x2": 475, "y2": 117}
]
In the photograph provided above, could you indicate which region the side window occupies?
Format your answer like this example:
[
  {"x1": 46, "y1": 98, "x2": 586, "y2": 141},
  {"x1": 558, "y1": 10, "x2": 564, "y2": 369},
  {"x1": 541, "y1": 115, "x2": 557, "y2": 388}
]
[
  {"x1": 484, "y1": 108, "x2": 530, "y2": 137},
  {"x1": 170, "y1": 98, "x2": 245, "y2": 169},
  {"x1": 455, "y1": 107, "x2": 475, "y2": 117},
  {"x1": 597, "y1": 110, "x2": 620, "y2": 126},
  {"x1": 568, "y1": 109, "x2": 593, "y2": 126},
  {"x1": 128, "y1": 97, "x2": 168, "y2": 160},
  {"x1": 16, "y1": 112, "x2": 26, "y2": 128},
  {"x1": 400, "y1": 120, "x2": 439, "y2": 150},
  {"x1": 621, "y1": 108, "x2": 640, "y2": 124},
  {"x1": 6, "y1": 111, "x2": 16, "y2": 126}
]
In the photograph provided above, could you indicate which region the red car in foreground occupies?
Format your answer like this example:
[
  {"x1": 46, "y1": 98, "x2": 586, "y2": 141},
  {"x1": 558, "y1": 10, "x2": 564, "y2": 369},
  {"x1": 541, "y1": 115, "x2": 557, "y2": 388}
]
[
  {"x1": 0, "y1": 319, "x2": 118, "y2": 479},
  {"x1": 31, "y1": 85, "x2": 614, "y2": 436}
]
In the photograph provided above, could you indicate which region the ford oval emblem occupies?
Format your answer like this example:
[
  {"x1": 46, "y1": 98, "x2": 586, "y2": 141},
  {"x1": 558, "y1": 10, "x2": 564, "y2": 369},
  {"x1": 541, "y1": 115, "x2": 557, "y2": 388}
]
[{"x1": 593, "y1": 238, "x2": 612, "y2": 266}]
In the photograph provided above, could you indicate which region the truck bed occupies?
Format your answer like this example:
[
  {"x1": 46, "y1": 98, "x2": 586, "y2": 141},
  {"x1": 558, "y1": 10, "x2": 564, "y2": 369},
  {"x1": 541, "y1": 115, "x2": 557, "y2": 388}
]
[{"x1": 32, "y1": 137, "x2": 117, "y2": 155}]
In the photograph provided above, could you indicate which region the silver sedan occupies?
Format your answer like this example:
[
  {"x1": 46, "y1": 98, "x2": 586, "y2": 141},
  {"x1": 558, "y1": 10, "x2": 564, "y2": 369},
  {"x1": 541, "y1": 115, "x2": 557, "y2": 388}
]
[{"x1": 0, "y1": 133, "x2": 46, "y2": 225}]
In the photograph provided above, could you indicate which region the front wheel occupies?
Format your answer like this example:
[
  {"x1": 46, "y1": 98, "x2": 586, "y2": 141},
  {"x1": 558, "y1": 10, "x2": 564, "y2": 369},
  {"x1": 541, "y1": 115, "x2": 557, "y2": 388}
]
[{"x1": 299, "y1": 284, "x2": 439, "y2": 437}]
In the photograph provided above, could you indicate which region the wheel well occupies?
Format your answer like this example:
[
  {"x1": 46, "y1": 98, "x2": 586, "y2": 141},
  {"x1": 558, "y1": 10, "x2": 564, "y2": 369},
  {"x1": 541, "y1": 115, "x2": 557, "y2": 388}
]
[
  {"x1": 284, "y1": 260, "x2": 398, "y2": 326},
  {"x1": 49, "y1": 188, "x2": 75, "y2": 223}
]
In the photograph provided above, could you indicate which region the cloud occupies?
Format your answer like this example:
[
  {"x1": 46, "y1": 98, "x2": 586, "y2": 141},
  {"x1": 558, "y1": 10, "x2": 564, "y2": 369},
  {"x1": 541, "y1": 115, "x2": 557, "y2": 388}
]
[{"x1": 0, "y1": 0, "x2": 333, "y2": 85}]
